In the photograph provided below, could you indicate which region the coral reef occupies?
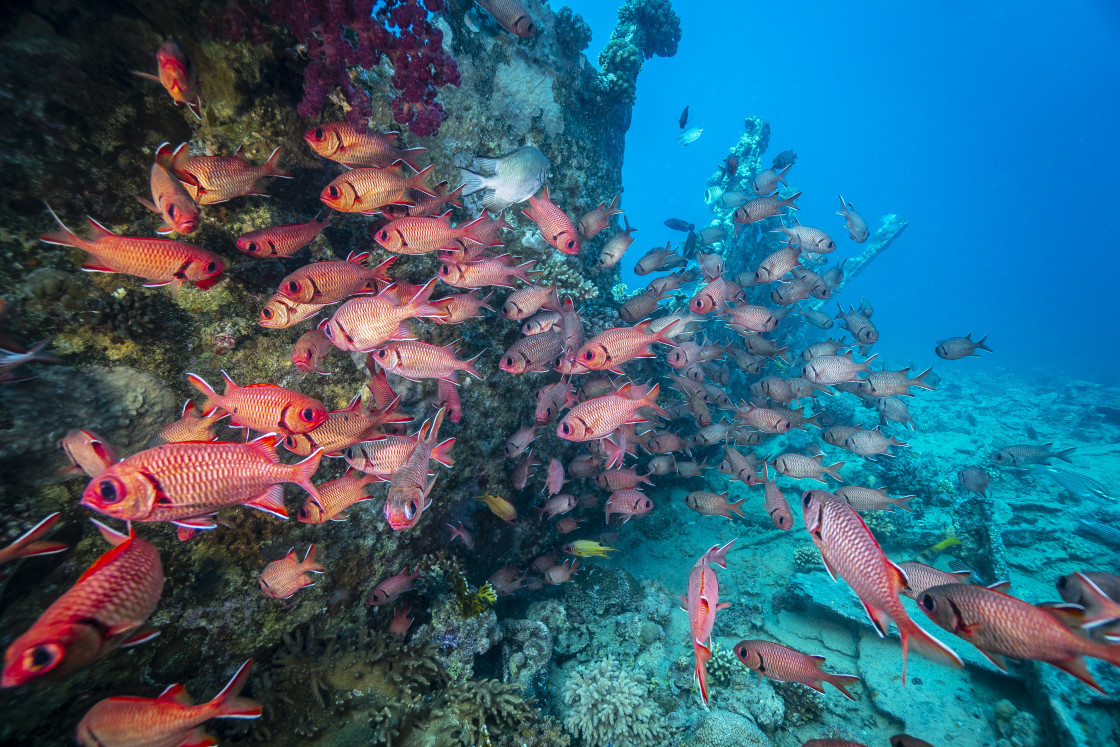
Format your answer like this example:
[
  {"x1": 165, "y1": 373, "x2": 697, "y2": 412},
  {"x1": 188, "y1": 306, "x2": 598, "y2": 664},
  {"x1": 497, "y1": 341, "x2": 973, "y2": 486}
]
[
  {"x1": 690, "y1": 710, "x2": 772, "y2": 746},
  {"x1": 705, "y1": 643, "x2": 739, "y2": 689},
  {"x1": 562, "y1": 658, "x2": 670, "y2": 746},
  {"x1": 555, "y1": 7, "x2": 593, "y2": 58},
  {"x1": 597, "y1": 0, "x2": 683, "y2": 107}
]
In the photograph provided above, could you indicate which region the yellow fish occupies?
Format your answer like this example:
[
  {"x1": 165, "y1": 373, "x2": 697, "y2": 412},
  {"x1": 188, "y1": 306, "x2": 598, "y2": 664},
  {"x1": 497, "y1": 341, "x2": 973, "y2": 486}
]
[
  {"x1": 473, "y1": 494, "x2": 517, "y2": 524},
  {"x1": 914, "y1": 530, "x2": 961, "y2": 565},
  {"x1": 563, "y1": 540, "x2": 616, "y2": 558}
]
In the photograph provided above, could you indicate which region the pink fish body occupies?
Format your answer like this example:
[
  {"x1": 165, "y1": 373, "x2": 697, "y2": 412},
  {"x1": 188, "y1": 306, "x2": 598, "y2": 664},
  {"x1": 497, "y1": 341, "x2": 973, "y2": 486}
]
[
  {"x1": 369, "y1": 566, "x2": 421, "y2": 605},
  {"x1": 683, "y1": 540, "x2": 734, "y2": 704},
  {"x1": 259, "y1": 545, "x2": 325, "y2": 599}
]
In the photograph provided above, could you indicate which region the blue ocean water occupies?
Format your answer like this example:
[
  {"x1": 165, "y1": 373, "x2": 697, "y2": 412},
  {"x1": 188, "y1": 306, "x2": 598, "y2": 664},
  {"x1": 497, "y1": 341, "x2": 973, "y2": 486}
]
[{"x1": 568, "y1": 0, "x2": 1120, "y2": 385}]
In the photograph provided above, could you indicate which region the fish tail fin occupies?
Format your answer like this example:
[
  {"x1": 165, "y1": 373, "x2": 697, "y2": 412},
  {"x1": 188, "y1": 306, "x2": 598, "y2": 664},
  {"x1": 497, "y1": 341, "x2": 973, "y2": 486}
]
[
  {"x1": 836, "y1": 194, "x2": 848, "y2": 214},
  {"x1": 1071, "y1": 572, "x2": 1120, "y2": 629},
  {"x1": 2, "y1": 512, "x2": 66, "y2": 559},
  {"x1": 1055, "y1": 447, "x2": 1076, "y2": 463},
  {"x1": 783, "y1": 191, "x2": 802, "y2": 210},
  {"x1": 824, "y1": 672, "x2": 861, "y2": 700},
  {"x1": 461, "y1": 349, "x2": 485, "y2": 381},
  {"x1": 264, "y1": 146, "x2": 292, "y2": 178},
  {"x1": 975, "y1": 333, "x2": 992, "y2": 352},
  {"x1": 186, "y1": 373, "x2": 220, "y2": 412},
  {"x1": 431, "y1": 438, "x2": 456, "y2": 467},
  {"x1": 302, "y1": 544, "x2": 325, "y2": 573},
  {"x1": 897, "y1": 613, "x2": 963, "y2": 685},
  {"x1": 442, "y1": 182, "x2": 465, "y2": 209},
  {"x1": 458, "y1": 167, "x2": 487, "y2": 197},
  {"x1": 39, "y1": 203, "x2": 87, "y2": 249},
  {"x1": 401, "y1": 147, "x2": 427, "y2": 173},
  {"x1": 409, "y1": 164, "x2": 437, "y2": 197},
  {"x1": 891, "y1": 495, "x2": 917, "y2": 513},
  {"x1": 728, "y1": 498, "x2": 746, "y2": 518},
  {"x1": 911, "y1": 367, "x2": 937, "y2": 391},
  {"x1": 209, "y1": 659, "x2": 262, "y2": 720},
  {"x1": 292, "y1": 448, "x2": 324, "y2": 503},
  {"x1": 694, "y1": 641, "x2": 712, "y2": 705},
  {"x1": 824, "y1": 460, "x2": 845, "y2": 481}
]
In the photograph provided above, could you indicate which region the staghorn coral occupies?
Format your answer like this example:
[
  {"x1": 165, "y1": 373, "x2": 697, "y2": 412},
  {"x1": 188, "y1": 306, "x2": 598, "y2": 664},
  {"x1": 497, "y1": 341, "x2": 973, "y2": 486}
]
[
  {"x1": 427, "y1": 679, "x2": 543, "y2": 746},
  {"x1": 562, "y1": 658, "x2": 669, "y2": 747}
]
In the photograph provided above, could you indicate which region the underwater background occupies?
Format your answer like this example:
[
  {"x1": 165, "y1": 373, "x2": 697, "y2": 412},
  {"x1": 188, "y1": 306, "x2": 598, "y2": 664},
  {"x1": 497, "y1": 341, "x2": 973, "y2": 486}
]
[{"x1": 0, "y1": 0, "x2": 1118, "y2": 746}]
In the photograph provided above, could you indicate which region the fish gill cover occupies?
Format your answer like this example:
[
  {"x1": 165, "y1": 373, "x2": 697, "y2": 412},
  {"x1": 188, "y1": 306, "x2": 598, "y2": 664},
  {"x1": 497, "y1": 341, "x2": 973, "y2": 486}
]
[{"x1": 0, "y1": 0, "x2": 1118, "y2": 746}]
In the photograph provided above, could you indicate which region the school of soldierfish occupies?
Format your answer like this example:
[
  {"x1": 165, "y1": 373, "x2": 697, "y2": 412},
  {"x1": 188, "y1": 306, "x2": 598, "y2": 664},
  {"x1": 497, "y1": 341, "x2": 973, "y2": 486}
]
[{"x1": 1, "y1": 30, "x2": 1117, "y2": 747}]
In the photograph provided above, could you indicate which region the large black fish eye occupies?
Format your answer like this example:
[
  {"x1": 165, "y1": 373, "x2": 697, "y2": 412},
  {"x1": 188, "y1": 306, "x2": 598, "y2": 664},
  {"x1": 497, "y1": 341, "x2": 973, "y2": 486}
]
[
  {"x1": 801, "y1": 491, "x2": 813, "y2": 507},
  {"x1": 561, "y1": 423, "x2": 572, "y2": 435},
  {"x1": 329, "y1": 186, "x2": 340, "y2": 198},
  {"x1": 247, "y1": 242, "x2": 259, "y2": 253},
  {"x1": 567, "y1": 239, "x2": 576, "y2": 250},
  {"x1": 99, "y1": 480, "x2": 119, "y2": 503},
  {"x1": 405, "y1": 500, "x2": 418, "y2": 520},
  {"x1": 285, "y1": 436, "x2": 297, "y2": 448},
  {"x1": 919, "y1": 593, "x2": 937, "y2": 612},
  {"x1": 1056, "y1": 576, "x2": 1068, "y2": 590},
  {"x1": 300, "y1": 408, "x2": 316, "y2": 422},
  {"x1": 31, "y1": 646, "x2": 54, "y2": 669},
  {"x1": 286, "y1": 281, "x2": 300, "y2": 294},
  {"x1": 262, "y1": 307, "x2": 274, "y2": 319},
  {"x1": 377, "y1": 230, "x2": 388, "y2": 241},
  {"x1": 167, "y1": 205, "x2": 178, "y2": 219},
  {"x1": 505, "y1": 357, "x2": 515, "y2": 367},
  {"x1": 314, "y1": 127, "x2": 324, "y2": 140}
]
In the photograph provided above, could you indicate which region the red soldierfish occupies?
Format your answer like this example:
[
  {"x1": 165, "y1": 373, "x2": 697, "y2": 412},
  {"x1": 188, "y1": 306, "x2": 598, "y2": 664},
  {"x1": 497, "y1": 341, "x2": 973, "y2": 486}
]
[
  {"x1": 369, "y1": 566, "x2": 421, "y2": 605},
  {"x1": 259, "y1": 545, "x2": 325, "y2": 599},
  {"x1": 80, "y1": 435, "x2": 323, "y2": 531},
  {"x1": 0, "y1": 513, "x2": 66, "y2": 567},
  {"x1": 475, "y1": 0, "x2": 536, "y2": 37},
  {"x1": 41, "y1": 206, "x2": 224, "y2": 293},
  {"x1": 437, "y1": 254, "x2": 537, "y2": 289},
  {"x1": 574, "y1": 319, "x2": 679, "y2": 373},
  {"x1": 578, "y1": 193, "x2": 622, "y2": 239},
  {"x1": 2, "y1": 521, "x2": 163, "y2": 687},
  {"x1": 733, "y1": 639, "x2": 859, "y2": 699},
  {"x1": 187, "y1": 371, "x2": 328, "y2": 435},
  {"x1": 144, "y1": 400, "x2": 227, "y2": 449},
  {"x1": 136, "y1": 162, "x2": 199, "y2": 235},
  {"x1": 278, "y1": 251, "x2": 394, "y2": 304},
  {"x1": 75, "y1": 659, "x2": 261, "y2": 747},
  {"x1": 297, "y1": 469, "x2": 379, "y2": 523},
  {"x1": 321, "y1": 278, "x2": 446, "y2": 353},
  {"x1": 157, "y1": 142, "x2": 291, "y2": 205},
  {"x1": 319, "y1": 164, "x2": 436, "y2": 214},
  {"x1": 133, "y1": 40, "x2": 202, "y2": 119},
  {"x1": 557, "y1": 383, "x2": 666, "y2": 444},
  {"x1": 303, "y1": 123, "x2": 426, "y2": 170},
  {"x1": 237, "y1": 215, "x2": 330, "y2": 258},
  {"x1": 801, "y1": 490, "x2": 963, "y2": 682},
  {"x1": 522, "y1": 186, "x2": 579, "y2": 255},
  {"x1": 384, "y1": 408, "x2": 452, "y2": 531},
  {"x1": 291, "y1": 328, "x2": 333, "y2": 377},
  {"x1": 682, "y1": 540, "x2": 734, "y2": 705},
  {"x1": 917, "y1": 581, "x2": 1120, "y2": 692},
  {"x1": 373, "y1": 212, "x2": 486, "y2": 255}
]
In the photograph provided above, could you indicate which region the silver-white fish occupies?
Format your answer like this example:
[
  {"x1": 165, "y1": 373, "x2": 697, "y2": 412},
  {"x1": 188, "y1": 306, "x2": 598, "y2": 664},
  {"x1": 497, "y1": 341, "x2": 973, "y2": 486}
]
[{"x1": 459, "y1": 146, "x2": 550, "y2": 212}]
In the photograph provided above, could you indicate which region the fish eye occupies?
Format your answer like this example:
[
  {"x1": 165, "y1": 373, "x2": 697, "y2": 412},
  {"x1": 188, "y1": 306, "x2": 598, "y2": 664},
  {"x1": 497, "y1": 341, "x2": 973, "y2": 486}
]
[
  {"x1": 262, "y1": 307, "x2": 274, "y2": 319},
  {"x1": 582, "y1": 351, "x2": 594, "y2": 361},
  {"x1": 919, "y1": 593, "x2": 937, "y2": 612},
  {"x1": 567, "y1": 240, "x2": 576, "y2": 250},
  {"x1": 286, "y1": 281, "x2": 300, "y2": 294},
  {"x1": 405, "y1": 500, "x2": 418, "y2": 520},
  {"x1": 801, "y1": 491, "x2": 813, "y2": 507},
  {"x1": 505, "y1": 357, "x2": 515, "y2": 367},
  {"x1": 323, "y1": 326, "x2": 334, "y2": 340},
  {"x1": 300, "y1": 407, "x2": 316, "y2": 422},
  {"x1": 99, "y1": 479, "x2": 121, "y2": 503},
  {"x1": 1057, "y1": 576, "x2": 1068, "y2": 590},
  {"x1": 247, "y1": 242, "x2": 258, "y2": 253},
  {"x1": 561, "y1": 423, "x2": 572, "y2": 435},
  {"x1": 778, "y1": 515, "x2": 789, "y2": 527},
  {"x1": 25, "y1": 643, "x2": 62, "y2": 673},
  {"x1": 167, "y1": 205, "x2": 178, "y2": 219},
  {"x1": 206, "y1": 261, "x2": 218, "y2": 273},
  {"x1": 284, "y1": 436, "x2": 297, "y2": 448},
  {"x1": 329, "y1": 186, "x2": 340, "y2": 198},
  {"x1": 377, "y1": 231, "x2": 388, "y2": 241},
  {"x1": 313, "y1": 127, "x2": 324, "y2": 140}
]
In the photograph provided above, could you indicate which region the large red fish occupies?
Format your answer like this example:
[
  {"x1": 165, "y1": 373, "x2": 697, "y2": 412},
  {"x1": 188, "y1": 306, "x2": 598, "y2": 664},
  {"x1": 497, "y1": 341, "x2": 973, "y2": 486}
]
[
  {"x1": 682, "y1": 540, "x2": 734, "y2": 705},
  {"x1": 187, "y1": 371, "x2": 327, "y2": 435},
  {"x1": 41, "y1": 206, "x2": 224, "y2": 293},
  {"x1": 304, "y1": 123, "x2": 426, "y2": 170},
  {"x1": 321, "y1": 278, "x2": 446, "y2": 353},
  {"x1": 574, "y1": 319, "x2": 679, "y2": 373},
  {"x1": 237, "y1": 215, "x2": 330, "y2": 258},
  {"x1": 522, "y1": 187, "x2": 579, "y2": 255},
  {"x1": 75, "y1": 659, "x2": 261, "y2": 747},
  {"x1": 557, "y1": 382, "x2": 666, "y2": 444},
  {"x1": 2, "y1": 521, "x2": 164, "y2": 687},
  {"x1": 278, "y1": 252, "x2": 395, "y2": 304},
  {"x1": 283, "y1": 392, "x2": 409, "y2": 457},
  {"x1": 384, "y1": 409, "x2": 452, "y2": 531},
  {"x1": 80, "y1": 435, "x2": 323, "y2": 531},
  {"x1": 801, "y1": 490, "x2": 962, "y2": 682},
  {"x1": 132, "y1": 40, "x2": 202, "y2": 119},
  {"x1": 319, "y1": 164, "x2": 436, "y2": 214},
  {"x1": 157, "y1": 142, "x2": 291, "y2": 205},
  {"x1": 733, "y1": 639, "x2": 859, "y2": 699}
]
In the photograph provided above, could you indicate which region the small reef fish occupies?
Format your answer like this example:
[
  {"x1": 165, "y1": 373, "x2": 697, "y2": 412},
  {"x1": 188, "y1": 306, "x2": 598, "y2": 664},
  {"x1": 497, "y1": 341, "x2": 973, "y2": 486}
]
[
  {"x1": 833, "y1": 485, "x2": 915, "y2": 513},
  {"x1": 598, "y1": 217, "x2": 636, "y2": 268},
  {"x1": 544, "y1": 559, "x2": 579, "y2": 585},
  {"x1": 935, "y1": 333, "x2": 992, "y2": 360},
  {"x1": 503, "y1": 284, "x2": 559, "y2": 321},
  {"x1": 385, "y1": 408, "x2": 452, "y2": 531},
  {"x1": 303, "y1": 123, "x2": 426, "y2": 170},
  {"x1": 434, "y1": 290, "x2": 495, "y2": 324},
  {"x1": 475, "y1": 0, "x2": 535, "y2": 37},
  {"x1": 522, "y1": 186, "x2": 580, "y2": 255},
  {"x1": 664, "y1": 218, "x2": 695, "y2": 232},
  {"x1": 278, "y1": 251, "x2": 394, "y2": 304},
  {"x1": 373, "y1": 213, "x2": 486, "y2": 255},
  {"x1": 474, "y1": 493, "x2": 518, "y2": 524},
  {"x1": 321, "y1": 278, "x2": 446, "y2": 353},
  {"x1": 188, "y1": 371, "x2": 327, "y2": 435},
  {"x1": 836, "y1": 194, "x2": 869, "y2": 243},
  {"x1": 678, "y1": 105, "x2": 689, "y2": 129},
  {"x1": 136, "y1": 162, "x2": 199, "y2": 235},
  {"x1": 578, "y1": 193, "x2": 622, "y2": 239},
  {"x1": 562, "y1": 540, "x2": 615, "y2": 558},
  {"x1": 292, "y1": 328, "x2": 333, "y2": 377},
  {"x1": 2, "y1": 521, "x2": 163, "y2": 687},
  {"x1": 284, "y1": 393, "x2": 408, "y2": 457},
  {"x1": 537, "y1": 493, "x2": 576, "y2": 520},
  {"x1": 145, "y1": 400, "x2": 226, "y2": 448},
  {"x1": 369, "y1": 566, "x2": 421, "y2": 606},
  {"x1": 1033, "y1": 466, "x2": 1112, "y2": 504},
  {"x1": 916, "y1": 581, "x2": 1120, "y2": 692},
  {"x1": 751, "y1": 164, "x2": 792, "y2": 197},
  {"x1": 80, "y1": 434, "x2": 323, "y2": 530},
  {"x1": 511, "y1": 451, "x2": 539, "y2": 491},
  {"x1": 801, "y1": 352, "x2": 876, "y2": 385},
  {"x1": 320, "y1": 164, "x2": 436, "y2": 214},
  {"x1": 844, "y1": 427, "x2": 908, "y2": 457},
  {"x1": 557, "y1": 383, "x2": 666, "y2": 445},
  {"x1": 574, "y1": 320, "x2": 679, "y2": 372},
  {"x1": 860, "y1": 367, "x2": 934, "y2": 397},
  {"x1": 733, "y1": 639, "x2": 859, "y2": 699},
  {"x1": 437, "y1": 253, "x2": 537, "y2": 289},
  {"x1": 297, "y1": 470, "x2": 379, "y2": 523},
  {"x1": 772, "y1": 222, "x2": 835, "y2": 253},
  {"x1": 157, "y1": 142, "x2": 291, "y2": 205},
  {"x1": 761, "y1": 465, "x2": 793, "y2": 530},
  {"x1": 499, "y1": 331, "x2": 564, "y2": 374},
  {"x1": 685, "y1": 490, "x2": 745, "y2": 519},
  {"x1": 259, "y1": 294, "x2": 332, "y2": 329},
  {"x1": 0, "y1": 513, "x2": 66, "y2": 567},
  {"x1": 535, "y1": 379, "x2": 576, "y2": 424},
  {"x1": 835, "y1": 304, "x2": 879, "y2": 345},
  {"x1": 389, "y1": 605, "x2": 414, "y2": 641},
  {"x1": 259, "y1": 545, "x2": 324, "y2": 599},
  {"x1": 772, "y1": 149, "x2": 798, "y2": 169},
  {"x1": 596, "y1": 466, "x2": 653, "y2": 491},
  {"x1": 991, "y1": 443, "x2": 1075, "y2": 467},
  {"x1": 237, "y1": 215, "x2": 330, "y2": 258},
  {"x1": 957, "y1": 467, "x2": 991, "y2": 497},
  {"x1": 677, "y1": 127, "x2": 702, "y2": 146},
  {"x1": 605, "y1": 489, "x2": 653, "y2": 523},
  {"x1": 505, "y1": 424, "x2": 541, "y2": 459},
  {"x1": 732, "y1": 192, "x2": 801, "y2": 234},
  {"x1": 343, "y1": 432, "x2": 451, "y2": 479},
  {"x1": 0, "y1": 339, "x2": 57, "y2": 384},
  {"x1": 446, "y1": 522, "x2": 474, "y2": 549},
  {"x1": 75, "y1": 659, "x2": 260, "y2": 747},
  {"x1": 682, "y1": 540, "x2": 734, "y2": 705},
  {"x1": 58, "y1": 430, "x2": 116, "y2": 478},
  {"x1": 370, "y1": 340, "x2": 483, "y2": 383},
  {"x1": 913, "y1": 532, "x2": 962, "y2": 565},
  {"x1": 459, "y1": 145, "x2": 550, "y2": 212},
  {"x1": 41, "y1": 206, "x2": 225, "y2": 293},
  {"x1": 544, "y1": 459, "x2": 567, "y2": 496},
  {"x1": 132, "y1": 40, "x2": 201, "y2": 119},
  {"x1": 719, "y1": 154, "x2": 739, "y2": 180},
  {"x1": 801, "y1": 489, "x2": 963, "y2": 681}
]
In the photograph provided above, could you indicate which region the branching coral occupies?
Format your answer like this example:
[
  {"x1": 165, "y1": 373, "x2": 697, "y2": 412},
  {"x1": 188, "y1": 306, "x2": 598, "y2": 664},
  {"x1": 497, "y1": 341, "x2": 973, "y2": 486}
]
[
  {"x1": 562, "y1": 659, "x2": 669, "y2": 746},
  {"x1": 706, "y1": 643, "x2": 738, "y2": 689},
  {"x1": 555, "y1": 8, "x2": 593, "y2": 57},
  {"x1": 428, "y1": 679, "x2": 540, "y2": 746}
]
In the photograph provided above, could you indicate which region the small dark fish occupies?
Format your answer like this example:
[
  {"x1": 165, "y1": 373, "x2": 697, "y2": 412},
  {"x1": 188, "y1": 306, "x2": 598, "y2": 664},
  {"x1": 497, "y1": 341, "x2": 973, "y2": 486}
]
[
  {"x1": 1023, "y1": 421, "x2": 1038, "y2": 440},
  {"x1": 678, "y1": 105, "x2": 690, "y2": 129},
  {"x1": 772, "y1": 149, "x2": 798, "y2": 169},
  {"x1": 683, "y1": 230, "x2": 697, "y2": 257},
  {"x1": 719, "y1": 155, "x2": 739, "y2": 180},
  {"x1": 958, "y1": 467, "x2": 990, "y2": 497},
  {"x1": 664, "y1": 218, "x2": 695, "y2": 233}
]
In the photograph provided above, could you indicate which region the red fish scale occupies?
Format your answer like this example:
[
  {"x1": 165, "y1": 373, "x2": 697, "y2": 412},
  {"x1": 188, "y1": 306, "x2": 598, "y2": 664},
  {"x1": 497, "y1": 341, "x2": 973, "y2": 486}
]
[
  {"x1": 279, "y1": 260, "x2": 384, "y2": 304},
  {"x1": 375, "y1": 216, "x2": 466, "y2": 255},
  {"x1": 373, "y1": 341, "x2": 475, "y2": 381},
  {"x1": 240, "y1": 220, "x2": 326, "y2": 257},
  {"x1": 324, "y1": 168, "x2": 416, "y2": 211},
  {"x1": 523, "y1": 191, "x2": 578, "y2": 253},
  {"x1": 79, "y1": 235, "x2": 220, "y2": 285},
  {"x1": 181, "y1": 158, "x2": 272, "y2": 204},
  {"x1": 200, "y1": 381, "x2": 324, "y2": 434},
  {"x1": 311, "y1": 472, "x2": 378, "y2": 519},
  {"x1": 147, "y1": 407, "x2": 222, "y2": 447},
  {"x1": 735, "y1": 641, "x2": 834, "y2": 687},
  {"x1": 345, "y1": 436, "x2": 417, "y2": 476},
  {"x1": 896, "y1": 562, "x2": 967, "y2": 598},
  {"x1": 306, "y1": 124, "x2": 423, "y2": 168},
  {"x1": 94, "y1": 442, "x2": 306, "y2": 521},
  {"x1": 284, "y1": 407, "x2": 389, "y2": 456}
]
